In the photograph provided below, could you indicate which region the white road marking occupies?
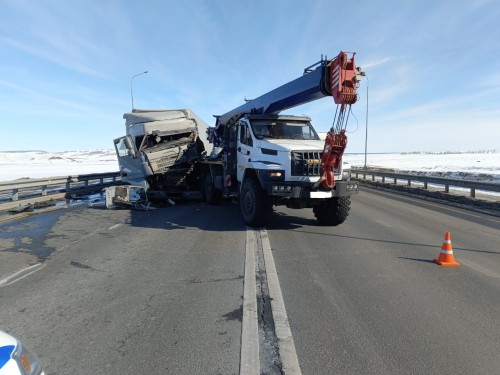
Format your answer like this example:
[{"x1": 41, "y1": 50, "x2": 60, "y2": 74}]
[
  {"x1": 0, "y1": 263, "x2": 45, "y2": 287},
  {"x1": 460, "y1": 259, "x2": 500, "y2": 278},
  {"x1": 366, "y1": 187, "x2": 500, "y2": 224},
  {"x1": 109, "y1": 223, "x2": 122, "y2": 230},
  {"x1": 260, "y1": 228, "x2": 302, "y2": 375},
  {"x1": 240, "y1": 229, "x2": 260, "y2": 375}
]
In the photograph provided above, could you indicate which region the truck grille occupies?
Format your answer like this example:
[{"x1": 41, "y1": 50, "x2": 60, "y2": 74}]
[
  {"x1": 291, "y1": 150, "x2": 341, "y2": 177},
  {"x1": 291, "y1": 151, "x2": 322, "y2": 176}
]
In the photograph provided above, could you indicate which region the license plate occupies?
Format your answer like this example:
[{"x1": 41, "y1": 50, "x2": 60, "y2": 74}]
[{"x1": 310, "y1": 191, "x2": 333, "y2": 198}]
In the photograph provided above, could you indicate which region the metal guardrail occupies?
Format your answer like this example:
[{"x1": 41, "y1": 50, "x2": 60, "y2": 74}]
[
  {"x1": 2, "y1": 168, "x2": 498, "y2": 212},
  {"x1": 0, "y1": 172, "x2": 122, "y2": 211},
  {"x1": 352, "y1": 168, "x2": 500, "y2": 198}
]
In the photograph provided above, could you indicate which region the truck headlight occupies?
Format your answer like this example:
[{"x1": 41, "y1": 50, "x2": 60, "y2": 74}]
[
  {"x1": 268, "y1": 172, "x2": 282, "y2": 178},
  {"x1": 12, "y1": 341, "x2": 44, "y2": 375}
]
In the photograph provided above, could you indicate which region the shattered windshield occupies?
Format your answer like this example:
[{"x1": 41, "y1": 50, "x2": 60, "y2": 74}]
[{"x1": 250, "y1": 119, "x2": 320, "y2": 140}]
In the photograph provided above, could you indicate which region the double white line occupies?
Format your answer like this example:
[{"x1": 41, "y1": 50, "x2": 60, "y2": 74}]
[{"x1": 240, "y1": 228, "x2": 302, "y2": 375}]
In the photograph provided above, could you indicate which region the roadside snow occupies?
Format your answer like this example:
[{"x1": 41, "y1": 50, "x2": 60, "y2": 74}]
[
  {"x1": 1, "y1": 150, "x2": 499, "y2": 183},
  {"x1": 0, "y1": 150, "x2": 119, "y2": 181},
  {"x1": 346, "y1": 152, "x2": 500, "y2": 183}
]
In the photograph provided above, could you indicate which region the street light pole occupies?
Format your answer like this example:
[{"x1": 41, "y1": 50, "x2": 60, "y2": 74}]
[
  {"x1": 130, "y1": 71, "x2": 148, "y2": 110},
  {"x1": 364, "y1": 74, "x2": 369, "y2": 169}
]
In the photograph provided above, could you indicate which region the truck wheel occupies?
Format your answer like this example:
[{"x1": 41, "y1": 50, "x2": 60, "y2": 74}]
[
  {"x1": 240, "y1": 178, "x2": 272, "y2": 227},
  {"x1": 205, "y1": 171, "x2": 221, "y2": 205},
  {"x1": 313, "y1": 197, "x2": 351, "y2": 226}
]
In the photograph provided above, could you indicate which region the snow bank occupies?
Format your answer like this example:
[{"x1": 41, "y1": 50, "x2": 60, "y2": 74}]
[
  {"x1": 0, "y1": 150, "x2": 119, "y2": 181},
  {"x1": 346, "y1": 151, "x2": 500, "y2": 183}
]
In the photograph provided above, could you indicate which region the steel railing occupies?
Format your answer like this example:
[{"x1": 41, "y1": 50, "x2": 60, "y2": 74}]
[
  {"x1": 0, "y1": 172, "x2": 122, "y2": 211},
  {"x1": 2, "y1": 168, "x2": 498, "y2": 212},
  {"x1": 352, "y1": 168, "x2": 500, "y2": 198}
]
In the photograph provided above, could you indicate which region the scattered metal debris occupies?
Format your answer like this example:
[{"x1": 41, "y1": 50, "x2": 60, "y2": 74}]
[
  {"x1": 6, "y1": 199, "x2": 57, "y2": 214},
  {"x1": 104, "y1": 185, "x2": 152, "y2": 210},
  {"x1": 8, "y1": 204, "x2": 34, "y2": 213},
  {"x1": 33, "y1": 199, "x2": 57, "y2": 209}
]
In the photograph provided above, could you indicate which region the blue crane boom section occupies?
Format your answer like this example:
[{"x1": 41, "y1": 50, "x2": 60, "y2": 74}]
[{"x1": 215, "y1": 60, "x2": 331, "y2": 129}]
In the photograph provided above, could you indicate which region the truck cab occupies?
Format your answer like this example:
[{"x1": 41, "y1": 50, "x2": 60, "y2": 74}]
[
  {"x1": 207, "y1": 113, "x2": 358, "y2": 226},
  {"x1": 112, "y1": 109, "x2": 210, "y2": 200},
  {"x1": 238, "y1": 114, "x2": 349, "y2": 188}
]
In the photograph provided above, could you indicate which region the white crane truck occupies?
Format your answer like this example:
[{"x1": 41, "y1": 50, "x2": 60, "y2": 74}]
[{"x1": 112, "y1": 51, "x2": 363, "y2": 227}]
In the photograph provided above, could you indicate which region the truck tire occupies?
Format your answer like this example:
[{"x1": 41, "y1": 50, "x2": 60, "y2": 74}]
[
  {"x1": 239, "y1": 178, "x2": 272, "y2": 227},
  {"x1": 204, "y1": 171, "x2": 221, "y2": 205},
  {"x1": 313, "y1": 197, "x2": 351, "y2": 226}
]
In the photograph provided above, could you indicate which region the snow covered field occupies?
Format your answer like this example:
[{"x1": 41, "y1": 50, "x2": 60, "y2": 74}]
[
  {"x1": 0, "y1": 150, "x2": 499, "y2": 183},
  {"x1": 346, "y1": 151, "x2": 500, "y2": 183},
  {"x1": 0, "y1": 150, "x2": 119, "y2": 182}
]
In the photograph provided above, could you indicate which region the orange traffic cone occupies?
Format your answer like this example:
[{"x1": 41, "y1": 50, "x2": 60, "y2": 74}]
[{"x1": 433, "y1": 232, "x2": 460, "y2": 267}]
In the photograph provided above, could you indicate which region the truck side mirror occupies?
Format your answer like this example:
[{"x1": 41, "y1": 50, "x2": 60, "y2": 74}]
[
  {"x1": 124, "y1": 137, "x2": 133, "y2": 149},
  {"x1": 124, "y1": 136, "x2": 136, "y2": 158}
]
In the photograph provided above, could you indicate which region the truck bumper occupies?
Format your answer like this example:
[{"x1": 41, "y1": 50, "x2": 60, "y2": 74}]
[{"x1": 265, "y1": 180, "x2": 358, "y2": 199}]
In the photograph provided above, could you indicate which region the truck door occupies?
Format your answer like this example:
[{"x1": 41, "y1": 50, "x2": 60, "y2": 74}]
[
  {"x1": 237, "y1": 122, "x2": 254, "y2": 183},
  {"x1": 113, "y1": 135, "x2": 148, "y2": 187}
]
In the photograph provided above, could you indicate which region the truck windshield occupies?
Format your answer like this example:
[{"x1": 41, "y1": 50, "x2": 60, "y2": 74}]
[{"x1": 250, "y1": 119, "x2": 320, "y2": 140}]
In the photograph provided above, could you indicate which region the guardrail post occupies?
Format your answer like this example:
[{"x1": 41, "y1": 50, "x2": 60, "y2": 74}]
[
  {"x1": 471, "y1": 188, "x2": 476, "y2": 198},
  {"x1": 445, "y1": 184, "x2": 449, "y2": 193},
  {"x1": 42, "y1": 185, "x2": 47, "y2": 196},
  {"x1": 408, "y1": 179, "x2": 411, "y2": 187},
  {"x1": 12, "y1": 188, "x2": 19, "y2": 201},
  {"x1": 372, "y1": 174, "x2": 375, "y2": 181},
  {"x1": 382, "y1": 176, "x2": 385, "y2": 183},
  {"x1": 394, "y1": 177, "x2": 397, "y2": 184},
  {"x1": 424, "y1": 181, "x2": 428, "y2": 189}
]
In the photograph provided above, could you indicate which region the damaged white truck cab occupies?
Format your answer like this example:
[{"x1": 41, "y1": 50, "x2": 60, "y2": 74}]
[{"x1": 112, "y1": 109, "x2": 210, "y2": 201}]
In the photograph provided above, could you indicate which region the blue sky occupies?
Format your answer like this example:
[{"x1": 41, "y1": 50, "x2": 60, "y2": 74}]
[{"x1": 0, "y1": 0, "x2": 499, "y2": 153}]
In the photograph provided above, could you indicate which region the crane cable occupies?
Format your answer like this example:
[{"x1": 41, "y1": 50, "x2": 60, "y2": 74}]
[{"x1": 330, "y1": 104, "x2": 351, "y2": 134}]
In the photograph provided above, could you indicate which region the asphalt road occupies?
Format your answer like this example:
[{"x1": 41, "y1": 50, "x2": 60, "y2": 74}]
[
  {"x1": 267, "y1": 188, "x2": 500, "y2": 375},
  {"x1": 0, "y1": 187, "x2": 499, "y2": 374},
  {"x1": 0, "y1": 201, "x2": 246, "y2": 375}
]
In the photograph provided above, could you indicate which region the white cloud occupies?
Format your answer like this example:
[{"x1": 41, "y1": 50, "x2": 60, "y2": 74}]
[
  {"x1": 1, "y1": 36, "x2": 103, "y2": 77},
  {"x1": 361, "y1": 57, "x2": 391, "y2": 70},
  {"x1": 0, "y1": 80, "x2": 90, "y2": 111}
]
